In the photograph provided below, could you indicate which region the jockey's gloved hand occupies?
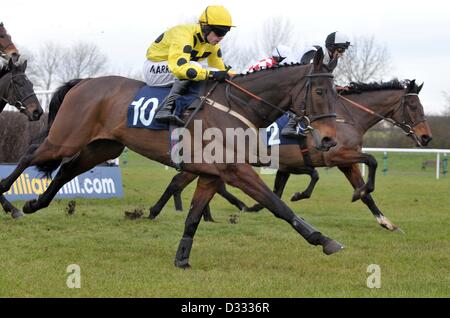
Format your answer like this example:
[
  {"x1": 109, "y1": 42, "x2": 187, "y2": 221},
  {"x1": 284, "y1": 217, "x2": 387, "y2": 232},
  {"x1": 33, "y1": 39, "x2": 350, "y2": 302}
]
[{"x1": 209, "y1": 70, "x2": 230, "y2": 82}]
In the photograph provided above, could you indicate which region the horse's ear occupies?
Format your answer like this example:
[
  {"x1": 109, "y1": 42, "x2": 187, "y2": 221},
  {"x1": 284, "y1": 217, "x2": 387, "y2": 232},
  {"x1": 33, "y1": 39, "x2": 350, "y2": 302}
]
[
  {"x1": 313, "y1": 47, "x2": 324, "y2": 69},
  {"x1": 8, "y1": 57, "x2": 14, "y2": 69},
  {"x1": 418, "y1": 82, "x2": 424, "y2": 93},
  {"x1": 20, "y1": 59, "x2": 28, "y2": 71},
  {"x1": 407, "y1": 79, "x2": 416, "y2": 91}
]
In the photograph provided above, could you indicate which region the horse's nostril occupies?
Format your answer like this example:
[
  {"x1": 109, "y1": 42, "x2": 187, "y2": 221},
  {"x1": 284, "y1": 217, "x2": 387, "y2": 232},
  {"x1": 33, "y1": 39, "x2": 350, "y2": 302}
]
[
  {"x1": 322, "y1": 137, "x2": 337, "y2": 147},
  {"x1": 421, "y1": 135, "x2": 432, "y2": 145},
  {"x1": 33, "y1": 109, "x2": 42, "y2": 120}
]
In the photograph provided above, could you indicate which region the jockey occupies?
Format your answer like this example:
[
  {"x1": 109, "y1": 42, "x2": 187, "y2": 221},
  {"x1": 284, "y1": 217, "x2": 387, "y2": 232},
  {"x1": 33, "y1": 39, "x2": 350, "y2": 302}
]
[
  {"x1": 248, "y1": 45, "x2": 292, "y2": 72},
  {"x1": 281, "y1": 31, "x2": 351, "y2": 138},
  {"x1": 300, "y1": 31, "x2": 351, "y2": 71},
  {"x1": 143, "y1": 5, "x2": 235, "y2": 125}
]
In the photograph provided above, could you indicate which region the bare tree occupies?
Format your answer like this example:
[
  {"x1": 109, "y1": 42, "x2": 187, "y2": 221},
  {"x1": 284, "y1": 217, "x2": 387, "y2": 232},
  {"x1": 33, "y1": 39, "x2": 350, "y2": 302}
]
[
  {"x1": 221, "y1": 16, "x2": 301, "y2": 74},
  {"x1": 21, "y1": 43, "x2": 63, "y2": 90},
  {"x1": 442, "y1": 90, "x2": 450, "y2": 116},
  {"x1": 221, "y1": 34, "x2": 257, "y2": 73},
  {"x1": 22, "y1": 41, "x2": 109, "y2": 90},
  {"x1": 58, "y1": 42, "x2": 108, "y2": 82},
  {"x1": 259, "y1": 16, "x2": 295, "y2": 56},
  {"x1": 334, "y1": 35, "x2": 391, "y2": 84}
]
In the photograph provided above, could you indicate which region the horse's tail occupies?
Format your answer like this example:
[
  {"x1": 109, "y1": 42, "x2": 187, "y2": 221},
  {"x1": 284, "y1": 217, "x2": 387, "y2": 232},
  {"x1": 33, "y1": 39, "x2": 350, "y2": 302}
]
[{"x1": 35, "y1": 78, "x2": 86, "y2": 177}]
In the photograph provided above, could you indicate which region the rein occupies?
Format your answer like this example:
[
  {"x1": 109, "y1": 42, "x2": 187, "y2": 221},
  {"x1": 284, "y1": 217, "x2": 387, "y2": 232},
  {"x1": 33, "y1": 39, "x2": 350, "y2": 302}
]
[
  {"x1": 223, "y1": 71, "x2": 336, "y2": 127},
  {"x1": 338, "y1": 93, "x2": 419, "y2": 138}
]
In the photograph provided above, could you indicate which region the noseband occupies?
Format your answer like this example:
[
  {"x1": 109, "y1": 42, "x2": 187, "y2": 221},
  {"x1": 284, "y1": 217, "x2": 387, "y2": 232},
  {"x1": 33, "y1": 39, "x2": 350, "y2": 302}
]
[
  {"x1": 294, "y1": 71, "x2": 337, "y2": 135},
  {"x1": 0, "y1": 72, "x2": 36, "y2": 113}
]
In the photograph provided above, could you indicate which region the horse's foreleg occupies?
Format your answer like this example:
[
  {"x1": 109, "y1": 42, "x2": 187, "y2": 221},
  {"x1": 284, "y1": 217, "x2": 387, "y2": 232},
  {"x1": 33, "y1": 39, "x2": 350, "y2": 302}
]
[
  {"x1": 222, "y1": 164, "x2": 343, "y2": 255},
  {"x1": 22, "y1": 140, "x2": 124, "y2": 214},
  {"x1": 149, "y1": 171, "x2": 198, "y2": 219},
  {"x1": 290, "y1": 167, "x2": 319, "y2": 201},
  {"x1": 0, "y1": 144, "x2": 40, "y2": 196},
  {"x1": 174, "y1": 176, "x2": 222, "y2": 269},
  {"x1": 328, "y1": 151, "x2": 377, "y2": 202},
  {"x1": 0, "y1": 195, "x2": 23, "y2": 219},
  {"x1": 338, "y1": 164, "x2": 400, "y2": 232}
]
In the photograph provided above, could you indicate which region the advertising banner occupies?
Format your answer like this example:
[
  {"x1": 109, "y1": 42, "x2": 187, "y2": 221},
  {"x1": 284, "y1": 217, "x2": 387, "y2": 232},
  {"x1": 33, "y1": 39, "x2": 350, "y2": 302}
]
[{"x1": 0, "y1": 164, "x2": 123, "y2": 201}]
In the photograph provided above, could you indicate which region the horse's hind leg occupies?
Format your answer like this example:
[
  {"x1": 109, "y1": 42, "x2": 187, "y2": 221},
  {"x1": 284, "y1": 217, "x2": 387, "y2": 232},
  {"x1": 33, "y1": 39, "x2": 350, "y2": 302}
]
[
  {"x1": 0, "y1": 195, "x2": 23, "y2": 219},
  {"x1": 245, "y1": 169, "x2": 291, "y2": 212},
  {"x1": 217, "y1": 183, "x2": 247, "y2": 211},
  {"x1": 174, "y1": 176, "x2": 222, "y2": 269},
  {"x1": 149, "y1": 171, "x2": 198, "y2": 219},
  {"x1": 338, "y1": 164, "x2": 400, "y2": 232},
  {"x1": 221, "y1": 164, "x2": 343, "y2": 255},
  {"x1": 22, "y1": 140, "x2": 124, "y2": 214}
]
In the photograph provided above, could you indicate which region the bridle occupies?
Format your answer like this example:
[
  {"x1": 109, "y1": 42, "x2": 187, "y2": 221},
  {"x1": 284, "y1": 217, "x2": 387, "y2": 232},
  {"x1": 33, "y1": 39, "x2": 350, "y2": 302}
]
[
  {"x1": 224, "y1": 66, "x2": 337, "y2": 135},
  {"x1": 0, "y1": 71, "x2": 36, "y2": 113},
  {"x1": 338, "y1": 91, "x2": 424, "y2": 144}
]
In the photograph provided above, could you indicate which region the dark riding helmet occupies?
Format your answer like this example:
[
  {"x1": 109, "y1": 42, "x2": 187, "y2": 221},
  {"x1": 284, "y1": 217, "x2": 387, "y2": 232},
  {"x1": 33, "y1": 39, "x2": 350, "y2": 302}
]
[{"x1": 325, "y1": 31, "x2": 351, "y2": 52}]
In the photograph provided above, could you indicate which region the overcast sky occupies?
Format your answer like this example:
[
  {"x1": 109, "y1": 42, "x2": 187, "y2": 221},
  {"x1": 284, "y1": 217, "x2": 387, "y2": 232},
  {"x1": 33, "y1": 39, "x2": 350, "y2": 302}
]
[{"x1": 3, "y1": 0, "x2": 450, "y2": 114}]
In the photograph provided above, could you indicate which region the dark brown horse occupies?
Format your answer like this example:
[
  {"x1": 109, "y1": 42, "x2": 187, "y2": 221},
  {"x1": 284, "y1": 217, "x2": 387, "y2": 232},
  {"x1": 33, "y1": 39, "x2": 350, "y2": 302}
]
[
  {"x1": 0, "y1": 49, "x2": 346, "y2": 268},
  {"x1": 0, "y1": 58, "x2": 44, "y2": 218},
  {"x1": 152, "y1": 79, "x2": 432, "y2": 231}
]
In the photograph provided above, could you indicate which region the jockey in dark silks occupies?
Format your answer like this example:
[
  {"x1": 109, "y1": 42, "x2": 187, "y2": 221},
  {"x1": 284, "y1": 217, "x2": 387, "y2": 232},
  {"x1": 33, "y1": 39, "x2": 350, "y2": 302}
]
[{"x1": 282, "y1": 31, "x2": 351, "y2": 138}]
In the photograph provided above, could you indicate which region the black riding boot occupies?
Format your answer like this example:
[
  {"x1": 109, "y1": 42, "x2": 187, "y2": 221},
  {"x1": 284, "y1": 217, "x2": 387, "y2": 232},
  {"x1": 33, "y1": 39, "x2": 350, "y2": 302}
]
[
  {"x1": 281, "y1": 116, "x2": 300, "y2": 138},
  {"x1": 154, "y1": 80, "x2": 190, "y2": 126}
]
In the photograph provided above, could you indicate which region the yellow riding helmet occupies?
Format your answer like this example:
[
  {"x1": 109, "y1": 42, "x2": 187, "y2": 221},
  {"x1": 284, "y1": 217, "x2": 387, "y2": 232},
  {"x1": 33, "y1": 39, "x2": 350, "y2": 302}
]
[{"x1": 198, "y1": 5, "x2": 235, "y2": 27}]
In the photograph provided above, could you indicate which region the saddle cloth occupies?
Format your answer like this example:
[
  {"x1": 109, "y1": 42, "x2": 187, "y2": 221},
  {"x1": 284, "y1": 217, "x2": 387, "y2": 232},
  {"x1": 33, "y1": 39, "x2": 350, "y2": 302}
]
[
  {"x1": 127, "y1": 83, "x2": 201, "y2": 130},
  {"x1": 127, "y1": 83, "x2": 301, "y2": 147}
]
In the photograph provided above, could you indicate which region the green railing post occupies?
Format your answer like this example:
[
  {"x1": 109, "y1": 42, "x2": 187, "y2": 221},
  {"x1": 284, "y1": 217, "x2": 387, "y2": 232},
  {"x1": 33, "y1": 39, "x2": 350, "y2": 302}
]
[
  {"x1": 443, "y1": 153, "x2": 448, "y2": 177},
  {"x1": 383, "y1": 151, "x2": 388, "y2": 176},
  {"x1": 122, "y1": 147, "x2": 129, "y2": 166}
]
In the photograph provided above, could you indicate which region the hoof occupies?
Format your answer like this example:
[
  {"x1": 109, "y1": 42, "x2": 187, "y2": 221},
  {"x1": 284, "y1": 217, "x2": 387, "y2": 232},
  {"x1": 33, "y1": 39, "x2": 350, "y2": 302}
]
[
  {"x1": 174, "y1": 260, "x2": 191, "y2": 269},
  {"x1": 148, "y1": 208, "x2": 160, "y2": 220},
  {"x1": 376, "y1": 215, "x2": 401, "y2": 232},
  {"x1": 23, "y1": 200, "x2": 38, "y2": 214},
  {"x1": 291, "y1": 192, "x2": 308, "y2": 202},
  {"x1": 322, "y1": 239, "x2": 344, "y2": 255},
  {"x1": 244, "y1": 204, "x2": 263, "y2": 213},
  {"x1": 11, "y1": 210, "x2": 24, "y2": 219}
]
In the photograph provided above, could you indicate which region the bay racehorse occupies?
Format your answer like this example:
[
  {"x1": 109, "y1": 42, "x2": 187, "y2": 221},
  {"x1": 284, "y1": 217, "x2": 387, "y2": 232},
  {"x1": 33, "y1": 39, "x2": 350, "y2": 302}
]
[
  {"x1": 0, "y1": 49, "x2": 346, "y2": 268},
  {"x1": 0, "y1": 58, "x2": 44, "y2": 218},
  {"x1": 151, "y1": 79, "x2": 432, "y2": 231}
]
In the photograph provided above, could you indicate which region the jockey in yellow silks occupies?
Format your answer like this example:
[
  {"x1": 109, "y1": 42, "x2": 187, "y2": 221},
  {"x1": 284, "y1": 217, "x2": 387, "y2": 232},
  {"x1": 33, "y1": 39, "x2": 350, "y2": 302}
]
[{"x1": 143, "y1": 5, "x2": 235, "y2": 125}]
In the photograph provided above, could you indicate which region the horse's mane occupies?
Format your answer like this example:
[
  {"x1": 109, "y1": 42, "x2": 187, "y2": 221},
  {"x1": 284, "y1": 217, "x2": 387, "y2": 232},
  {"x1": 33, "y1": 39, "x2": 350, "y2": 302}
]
[
  {"x1": 233, "y1": 62, "x2": 305, "y2": 79},
  {"x1": 341, "y1": 79, "x2": 407, "y2": 95}
]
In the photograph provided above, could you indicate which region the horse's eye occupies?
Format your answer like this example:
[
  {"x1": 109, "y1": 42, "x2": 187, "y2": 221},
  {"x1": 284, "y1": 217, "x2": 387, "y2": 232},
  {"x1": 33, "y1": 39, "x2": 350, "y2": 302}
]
[
  {"x1": 409, "y1": 103, "x2": 418, "y2": 111},
  {"x1": 316, "y1": 88, "x2": 323, "y2": 96}
]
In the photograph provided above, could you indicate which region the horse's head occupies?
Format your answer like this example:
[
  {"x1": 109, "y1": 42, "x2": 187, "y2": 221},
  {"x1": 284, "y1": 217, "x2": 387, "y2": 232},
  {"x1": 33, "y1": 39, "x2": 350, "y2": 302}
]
[
  {"x1": 292, "y1": 48, "x2": 337, "y2": 151},
  {"x1": 0, "y1": 58, "x2": 43, "y2": 121},
  {"x1": 391, "y1": 79, "x2": 432, "y2": 147},
  {"x1": 0, "y1": 22, "x2": 20, "y2": 61}
]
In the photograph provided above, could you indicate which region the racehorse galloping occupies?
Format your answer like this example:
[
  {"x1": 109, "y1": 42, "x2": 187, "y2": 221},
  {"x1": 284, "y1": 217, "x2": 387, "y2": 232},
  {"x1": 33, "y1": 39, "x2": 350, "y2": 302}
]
[
  {"x1": 0, "y1": 49, "x2": 344, "y2": 268},
  {"x1": 152, "y1": 79, "x2": 432, "y2": 231}
]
